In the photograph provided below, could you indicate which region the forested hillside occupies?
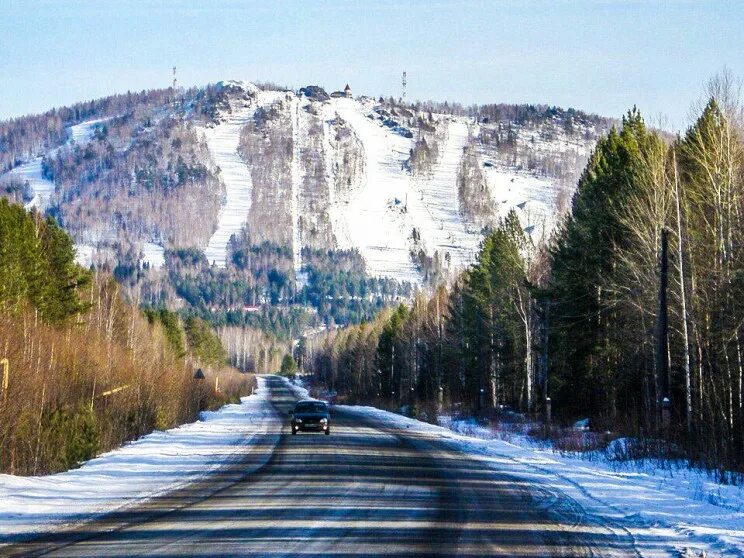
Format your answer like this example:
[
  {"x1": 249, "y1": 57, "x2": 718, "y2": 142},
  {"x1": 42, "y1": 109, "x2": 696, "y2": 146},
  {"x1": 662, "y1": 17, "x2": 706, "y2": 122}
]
[
  {"x1": 1, "y1": 81, "x2": 608, "y2": 340},
  {"x1": 306, "y1": 75, "x2": 744, "y2": 477},
  {"x1": 0, "y1": 200, "x2": 251, "y2": 475}
]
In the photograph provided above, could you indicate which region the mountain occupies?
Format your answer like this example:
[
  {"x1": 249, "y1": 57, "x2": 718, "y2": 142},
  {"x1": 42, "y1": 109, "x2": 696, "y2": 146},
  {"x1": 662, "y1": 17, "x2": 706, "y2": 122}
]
[{"x1": 0, "y1": 81, "x2": 611, "y2": 330}]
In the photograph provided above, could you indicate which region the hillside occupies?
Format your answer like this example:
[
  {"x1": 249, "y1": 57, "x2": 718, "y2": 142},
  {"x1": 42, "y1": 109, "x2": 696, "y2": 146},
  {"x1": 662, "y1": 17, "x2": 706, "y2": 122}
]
[{"x1": 0, "y1": 81, "x2": 611, "y2": 329}]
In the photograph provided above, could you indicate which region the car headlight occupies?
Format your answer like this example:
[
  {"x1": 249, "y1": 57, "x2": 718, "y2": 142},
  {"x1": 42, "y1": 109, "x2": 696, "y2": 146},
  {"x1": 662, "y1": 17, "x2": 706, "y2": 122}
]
[
  {"x1": 294, "y1": 418, "x2": 302, "y2": 423},
  {"x1": 319, "y1": 418, "x2": 328, "y2": 424}
]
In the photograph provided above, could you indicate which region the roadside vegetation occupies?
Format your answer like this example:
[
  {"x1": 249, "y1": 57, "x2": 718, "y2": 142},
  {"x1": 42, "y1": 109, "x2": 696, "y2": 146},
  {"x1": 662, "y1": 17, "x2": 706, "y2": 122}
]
[
  {"x1": 307, "y1": 73, "x2": 744, "y2": 479},
  {"x1": 0, "y1": 201, "x2": 252, "y2": 475}
]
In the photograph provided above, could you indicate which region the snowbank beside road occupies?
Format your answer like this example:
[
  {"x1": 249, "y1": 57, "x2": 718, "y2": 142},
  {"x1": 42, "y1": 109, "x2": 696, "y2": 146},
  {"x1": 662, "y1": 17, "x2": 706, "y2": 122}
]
[
  {"x1": 0, "y1": 377, "x2": 279, "y2": 541},
  {"x1": 339, "y1": 403, "x2": 744, "y2": 557}
]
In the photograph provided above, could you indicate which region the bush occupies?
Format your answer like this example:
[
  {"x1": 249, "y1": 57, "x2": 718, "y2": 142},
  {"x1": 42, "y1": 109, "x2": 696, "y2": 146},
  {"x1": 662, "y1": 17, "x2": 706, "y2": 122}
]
[{"x1": 280, "y1": 354, "x2": 297, "y2": 377}]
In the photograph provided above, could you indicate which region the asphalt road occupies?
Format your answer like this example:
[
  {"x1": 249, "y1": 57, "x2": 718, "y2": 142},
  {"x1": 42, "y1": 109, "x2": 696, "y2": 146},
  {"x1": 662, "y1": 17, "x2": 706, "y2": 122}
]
[{"x1": 5, "y1": 376, "x2": 643, "y2": 557}]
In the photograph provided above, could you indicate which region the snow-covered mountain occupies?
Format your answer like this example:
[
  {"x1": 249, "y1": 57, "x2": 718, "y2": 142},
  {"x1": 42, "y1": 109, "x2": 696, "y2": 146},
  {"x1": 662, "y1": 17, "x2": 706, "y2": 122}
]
[
  {"x1": 0, "y1": 80, "x2": 608, "y2": 320},
  {"x1": 194, "y1": 81, "x2": 604, "y2": 286}
]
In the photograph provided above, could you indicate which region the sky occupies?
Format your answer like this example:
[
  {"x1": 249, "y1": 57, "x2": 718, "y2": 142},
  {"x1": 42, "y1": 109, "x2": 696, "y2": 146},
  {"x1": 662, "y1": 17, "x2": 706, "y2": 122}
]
[{"x1": 1, "y1": 0, "x2": 743, "y2": 131}]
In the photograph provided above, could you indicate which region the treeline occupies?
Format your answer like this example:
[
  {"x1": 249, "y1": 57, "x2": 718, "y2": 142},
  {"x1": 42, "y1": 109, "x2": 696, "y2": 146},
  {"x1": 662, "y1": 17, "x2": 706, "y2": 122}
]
[
  {"x1": 0, "y1": 87, "x2": 181, "y2": 174},
  {"x1": 0, "y1": 200, "x2": 250, "y2": 475},
  {"x1": 46, "y1": 106, "x2": 223, "y2": 251},
  {"x1": 159, "y1": 242, "x2": 412, "y2": 336},
  {"x1": 308, "y1": 75, "x2": 744, "y2": 476}
]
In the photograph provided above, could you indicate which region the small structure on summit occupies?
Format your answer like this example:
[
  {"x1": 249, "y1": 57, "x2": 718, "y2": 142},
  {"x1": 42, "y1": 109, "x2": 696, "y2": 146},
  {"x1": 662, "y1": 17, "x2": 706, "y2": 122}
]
[{"x1": 331, "y1": 84, "x2": 353, "y2": 99}]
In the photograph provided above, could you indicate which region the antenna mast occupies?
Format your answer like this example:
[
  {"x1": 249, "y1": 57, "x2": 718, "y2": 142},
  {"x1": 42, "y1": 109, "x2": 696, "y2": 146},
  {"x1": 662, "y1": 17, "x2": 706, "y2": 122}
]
[
  {"x1": 401, "y1": 71, "x2": 407, "y2": 103},
  {"x1": 172, "y1": 66, "x2": 177, "y2": 90}
]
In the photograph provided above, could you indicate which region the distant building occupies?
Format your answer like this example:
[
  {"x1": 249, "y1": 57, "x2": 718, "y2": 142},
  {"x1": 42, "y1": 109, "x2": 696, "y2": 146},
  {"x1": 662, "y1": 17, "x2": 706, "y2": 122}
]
[{"x1": 344, "y1": 84, "x2": 352, "y2": 98}]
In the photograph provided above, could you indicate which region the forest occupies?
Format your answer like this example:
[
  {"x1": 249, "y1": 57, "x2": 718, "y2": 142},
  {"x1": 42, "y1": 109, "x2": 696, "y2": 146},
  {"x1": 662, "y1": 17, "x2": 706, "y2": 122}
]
[
  {"x1": 0, "y1": 200, "x2": 251, "y2": 475},
  {"x1": 306, "y1": 74, "x2": 744, "y2": 477}
]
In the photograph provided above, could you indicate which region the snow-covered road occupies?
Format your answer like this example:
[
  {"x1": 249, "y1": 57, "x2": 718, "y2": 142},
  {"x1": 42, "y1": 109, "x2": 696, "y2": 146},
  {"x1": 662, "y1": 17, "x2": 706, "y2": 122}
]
[
  {"x1": 5, "y1": 376, "x2": 740, "y2": 557},
  {"x1": 0, "y1": 378, "x2": 279, "y2": 542}
]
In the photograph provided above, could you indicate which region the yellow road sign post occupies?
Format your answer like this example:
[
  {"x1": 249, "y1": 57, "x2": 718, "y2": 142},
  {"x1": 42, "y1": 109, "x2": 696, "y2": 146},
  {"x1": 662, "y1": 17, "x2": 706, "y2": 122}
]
[{"x1": 0, "y1": 358, "x2": 8, "y2": 401}]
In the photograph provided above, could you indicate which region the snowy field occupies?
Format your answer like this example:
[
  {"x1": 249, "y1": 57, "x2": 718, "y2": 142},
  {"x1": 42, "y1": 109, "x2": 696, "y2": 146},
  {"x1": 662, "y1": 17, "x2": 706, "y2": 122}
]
[{"x1": 0, "y1": 377, "x2": 279, "y2": 541}]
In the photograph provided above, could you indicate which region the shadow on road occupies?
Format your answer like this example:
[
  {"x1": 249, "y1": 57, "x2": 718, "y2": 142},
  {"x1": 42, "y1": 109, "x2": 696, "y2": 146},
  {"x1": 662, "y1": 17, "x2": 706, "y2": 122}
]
[{"x1": 4, "y1": 376, "x2": 665, "y2": 557}]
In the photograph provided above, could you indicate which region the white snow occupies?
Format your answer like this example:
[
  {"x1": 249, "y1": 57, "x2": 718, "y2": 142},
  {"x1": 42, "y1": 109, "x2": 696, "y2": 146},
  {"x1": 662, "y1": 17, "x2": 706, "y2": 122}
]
[
  {"x1": 0, "y1": 377, "x2": 279, "y2": 540},
  {"x1": 330, "y1": 98, "x2": 421, "y2": 284},
  {"x1": 202, "y1": 88, "x2": 285, "y2": 267},
  {"x1": 407, "y1": 119, "x2": 480, "y2": 271},
  {"x1": 2, "y1": 118, "x2": 112, "y2": 213},
  {"x1": 68, "y1": 118, "x2": 109, "y2": 145},
  {"x1": 333, "y1": 401, "x2": 744, "y2": 558},
  {"x1": 141, "y1": 242, "x2": 165, "y2": 269},
  {"x1": 290, "y1": 97, "x2": 307, "y2": 288},
  {"x1": 7, "y1": 158, "x2": 55, "y2": 211},
  {"x1": 482, "y1": 164, "x2": 557, "y2": 240},
  {"x1": 202, "y1": 102, "x2": 257, "y2": 267},
  {"x1": 324, "y1": 99, "x2": 490, "y2": 283},
  {"x1": 73, "y1": 244, "x2": 96, "y2": 268}
]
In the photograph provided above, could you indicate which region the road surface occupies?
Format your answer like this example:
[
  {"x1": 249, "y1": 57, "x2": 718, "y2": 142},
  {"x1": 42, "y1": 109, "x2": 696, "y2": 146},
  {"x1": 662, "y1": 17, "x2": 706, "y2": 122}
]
[{"x1": 6, "y1": 377, "x2": 641, "y2": 557}]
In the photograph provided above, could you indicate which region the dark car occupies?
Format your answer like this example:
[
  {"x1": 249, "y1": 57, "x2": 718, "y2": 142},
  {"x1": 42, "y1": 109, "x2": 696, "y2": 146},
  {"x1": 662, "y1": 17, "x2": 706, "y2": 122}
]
[{"x1": 290, "y1": 400, "x2": 331, "y2": 435}]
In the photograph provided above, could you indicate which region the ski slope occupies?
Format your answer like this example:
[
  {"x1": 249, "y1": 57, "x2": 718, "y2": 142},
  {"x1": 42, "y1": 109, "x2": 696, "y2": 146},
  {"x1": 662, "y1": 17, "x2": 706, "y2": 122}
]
[
  {"x1": 202, "y1": 104, "x2": 257, "y2": 267},
  {"x1": 202, "y1": 84, "x2": 286, "y2": 267},
  {"x1": 407, "y1": 119, "x2": 480, "y2": 271},
  {"x1": 69, "y1": 118, "x2": 109, "y2": 144},
  {"x1": 2, "y1": 118, "x2": 111, "y2": 212},
  {"x1": 330, "y1": 98, "x2": 426, "y2": 284},
  {"x1": 483, "y1": 164, "x2": 557, "y2": 240}
]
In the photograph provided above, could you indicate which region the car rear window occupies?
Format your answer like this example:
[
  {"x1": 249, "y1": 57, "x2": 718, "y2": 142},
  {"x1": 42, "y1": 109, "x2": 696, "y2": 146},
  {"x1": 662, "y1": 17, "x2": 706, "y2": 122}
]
[{"x1": 295, "y1": 402, "x2": 327, "y2": 413}]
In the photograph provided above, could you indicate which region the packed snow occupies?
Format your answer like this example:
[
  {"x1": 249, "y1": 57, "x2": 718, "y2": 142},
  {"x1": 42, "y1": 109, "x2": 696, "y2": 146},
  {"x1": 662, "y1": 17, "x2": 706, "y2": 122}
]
[
  {"x1": 2, "y1": 118, "x2": 112, "y2": 212},
  {"x1": 6, "y1": 158, "x2": 55, "y2": 211},
  {"x1": 141, "y1": 242, "x2": 165, "y2": 269},
  {"x1": 330, "y1": 97, "x2": 428, "y2": 284},
  {"x1": 335, "y1": 402, "x2": 744, "y2": 558},
  {"x1": 483, "y1": 164, "x2": 558, "y2": 239},
  {"x1": 407, "y1": 119, "x2": 481, "y2": 271},
  {"x1": 0, "y1": 377, "x2": 279, "y2": 541},
  {"x1": 202, "y1": 101, "x2": 258, "y2": 267},
  {"x1": 202, "y1": 86, "x2": 285, "y2": 267},
  {"x1": 68, "y1": 118, "x2": 109, "y2": 145}
]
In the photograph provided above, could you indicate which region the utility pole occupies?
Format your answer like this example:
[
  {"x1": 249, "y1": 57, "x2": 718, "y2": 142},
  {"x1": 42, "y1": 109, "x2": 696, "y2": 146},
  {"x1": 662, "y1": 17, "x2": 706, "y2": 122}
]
[
  {"x1": 656, "y1": 228, "x2": 671, "y2": 433},
  {"x1": 537, "y1": 299, "x2": 551, "y2": 426}
]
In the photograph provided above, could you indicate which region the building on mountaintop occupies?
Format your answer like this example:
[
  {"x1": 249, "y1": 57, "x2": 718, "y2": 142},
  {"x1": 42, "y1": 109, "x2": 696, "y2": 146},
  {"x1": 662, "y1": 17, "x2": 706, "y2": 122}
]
[{"x1": 344, "y1": 84, "x2": 352, "y2": 98}]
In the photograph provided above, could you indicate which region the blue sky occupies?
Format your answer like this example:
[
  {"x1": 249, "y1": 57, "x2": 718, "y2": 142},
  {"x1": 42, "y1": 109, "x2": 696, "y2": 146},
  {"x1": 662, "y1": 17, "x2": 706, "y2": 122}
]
[{"x1": 1, "y1": 0, "x2": 742, "y2": 130}]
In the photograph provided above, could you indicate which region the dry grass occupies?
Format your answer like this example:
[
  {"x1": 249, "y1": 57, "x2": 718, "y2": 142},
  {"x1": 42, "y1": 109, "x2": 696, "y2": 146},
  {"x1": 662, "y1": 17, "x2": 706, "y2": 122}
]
[{"x1": 0, "y1": 273, "x2": 250, "y2": 475}]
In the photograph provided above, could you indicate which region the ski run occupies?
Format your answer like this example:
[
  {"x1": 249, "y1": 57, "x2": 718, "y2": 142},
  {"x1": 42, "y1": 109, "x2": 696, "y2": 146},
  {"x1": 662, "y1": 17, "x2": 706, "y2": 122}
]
[{"x1": 200, "y1": 83, "x2": 570, "y2": 286}]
